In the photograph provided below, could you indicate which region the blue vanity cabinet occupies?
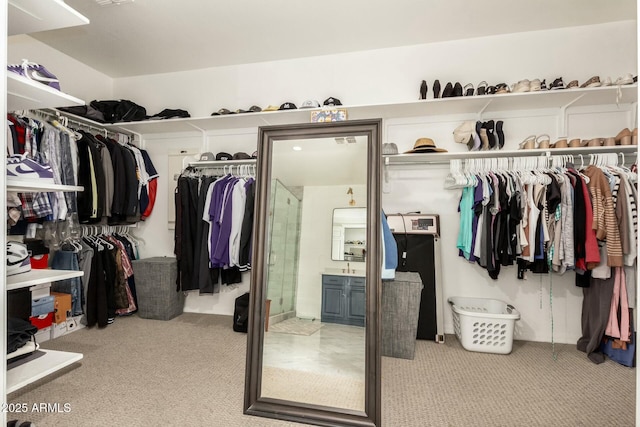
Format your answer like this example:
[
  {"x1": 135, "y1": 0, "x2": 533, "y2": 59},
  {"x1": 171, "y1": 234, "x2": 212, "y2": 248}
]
[{"x1": 321, "y1": 274, "x2": 365, "y2": 327}]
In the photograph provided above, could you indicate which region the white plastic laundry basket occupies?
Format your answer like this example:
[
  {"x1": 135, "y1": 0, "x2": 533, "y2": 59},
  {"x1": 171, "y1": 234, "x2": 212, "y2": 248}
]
[{"x1": 448, "y1": 297, "x2": 520, "y2": 355}]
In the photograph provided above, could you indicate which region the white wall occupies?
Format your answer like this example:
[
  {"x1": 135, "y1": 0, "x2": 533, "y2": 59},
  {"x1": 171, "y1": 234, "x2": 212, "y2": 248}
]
[
  {"x1": 297, "y1": 185, "x2": 367, "y2": 319},
  {"x1": 119, "y1": 20, "x2": 638, "y2": 334},
  {"x1": 113, "y1": 21, "x2": 637, "y2": 117}
]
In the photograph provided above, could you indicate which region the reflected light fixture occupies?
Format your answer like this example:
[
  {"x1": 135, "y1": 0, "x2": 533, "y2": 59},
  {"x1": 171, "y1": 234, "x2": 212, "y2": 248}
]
[
  {"x1": 292, "y1": 146, "x2": 302, "y2": 151},
  {"x1": 347, "y1": 187, "x2": 355, "y2": 206}
]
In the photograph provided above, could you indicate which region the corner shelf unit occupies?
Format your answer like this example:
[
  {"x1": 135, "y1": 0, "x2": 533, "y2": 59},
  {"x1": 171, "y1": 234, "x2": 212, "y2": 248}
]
[{"x1": 4, "y1": 0, "x2": 90, "y2": 404}]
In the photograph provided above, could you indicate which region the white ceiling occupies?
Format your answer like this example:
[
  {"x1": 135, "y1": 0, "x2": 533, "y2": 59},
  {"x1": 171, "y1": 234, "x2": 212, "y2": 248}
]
[{"x1": 27, "y1": 0, "x2": 637, "y2": 78}]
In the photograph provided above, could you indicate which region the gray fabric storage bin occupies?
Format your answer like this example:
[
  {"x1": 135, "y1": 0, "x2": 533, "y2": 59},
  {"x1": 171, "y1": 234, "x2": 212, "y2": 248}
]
[
  {"x1": 131, "y1": 257, "x2": 184, "y2": 320},
  {"x1": 381, "y1": 271, "x2": 423, "y2": 360}
]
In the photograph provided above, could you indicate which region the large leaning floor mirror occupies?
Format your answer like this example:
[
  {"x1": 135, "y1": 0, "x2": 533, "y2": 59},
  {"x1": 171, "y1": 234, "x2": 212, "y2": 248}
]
[{"x1": 244, "y1": 120, "x2": 382, "y2": 426}]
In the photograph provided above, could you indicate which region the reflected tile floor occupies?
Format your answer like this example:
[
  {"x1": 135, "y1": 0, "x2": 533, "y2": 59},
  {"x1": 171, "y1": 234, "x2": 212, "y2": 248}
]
[{"x1": 263, "y1": 322, "x2": 366, "y2": 380}]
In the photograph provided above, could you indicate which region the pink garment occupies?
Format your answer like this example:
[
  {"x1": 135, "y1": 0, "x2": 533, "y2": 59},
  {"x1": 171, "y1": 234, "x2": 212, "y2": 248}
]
[{"x1": 605, "y1": 267, "x2": 630, "y2": 341}]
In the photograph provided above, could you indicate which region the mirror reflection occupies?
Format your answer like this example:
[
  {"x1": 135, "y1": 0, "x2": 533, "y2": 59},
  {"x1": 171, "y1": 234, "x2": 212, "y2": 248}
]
[
  {"x1": 260, "y1": 135, "x2": 368, "y2": 411},
  {"x1": 332, "y1": 208, "x2": 367, "y2": 262}
]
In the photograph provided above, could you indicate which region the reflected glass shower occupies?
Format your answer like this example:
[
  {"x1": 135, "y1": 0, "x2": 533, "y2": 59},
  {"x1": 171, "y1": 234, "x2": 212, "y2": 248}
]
[{"x1": 266, "y1": 180, "x2": 302, "y2": 317}]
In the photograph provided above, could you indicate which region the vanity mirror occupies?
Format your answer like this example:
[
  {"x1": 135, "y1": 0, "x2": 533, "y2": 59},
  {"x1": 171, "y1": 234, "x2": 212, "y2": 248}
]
[
  {"x1": 244, "y1": 120, "x2": 381, "y2": 426},
  {"x1": 332, "y1": 208, "x2": 367, "y2": 262}
]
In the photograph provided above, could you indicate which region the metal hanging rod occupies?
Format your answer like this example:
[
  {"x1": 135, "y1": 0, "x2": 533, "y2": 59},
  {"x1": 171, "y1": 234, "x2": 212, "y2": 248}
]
[{"x1": 17, "y1": 108, "x2": 136, "y2": 140}]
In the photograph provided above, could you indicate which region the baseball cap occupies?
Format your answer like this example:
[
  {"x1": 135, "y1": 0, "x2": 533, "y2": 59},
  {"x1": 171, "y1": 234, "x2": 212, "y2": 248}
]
[
  {"x1": 323, "y1": 97, "x2": 342, "y2": 106},
  {"x1": 216, "y1": 152, "x2": 233, "y2": 160},
  {"x1": 233, "y1": 152, "x2": 251, "y2": 160},
  {"x1": 199, "y1": 152, "x2": 215, "y2": 161},
  {"x1": 251, "y1": 151, "x2": 258, "y2": 158},
  {"x1": 248, "y1": 105, "x2": 262, "y2": 112},
  {"x1": 279, "y1": 102, "x2": 297, "y2": 110},
  {"x1": 263, "y1": 105, "x2": 279, "y2": 112},
  {"x1": 299, "y1": 100, "x2": 321, "y2": 109}
]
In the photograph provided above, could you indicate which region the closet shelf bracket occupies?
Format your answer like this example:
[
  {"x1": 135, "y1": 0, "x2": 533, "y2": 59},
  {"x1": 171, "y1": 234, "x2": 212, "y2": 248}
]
[
  {"x1": 477, "y1": 100, "x2": 492, "y2": 120},
  {"x1": 558, "y1": 94, "x2": 586, "y2": 137},
  {"x1": 186, "y1": 122, "x2": 207, "y2": 152}
]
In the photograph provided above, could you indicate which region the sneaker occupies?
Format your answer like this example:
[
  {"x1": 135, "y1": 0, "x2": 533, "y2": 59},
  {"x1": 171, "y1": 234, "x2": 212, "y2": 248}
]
[
  {"x1": 7, "y1": 241, "x2": 31, "y2": 276},
  {"x1": 549, "y1": 77, "x2": 565, "y2": 90},
  {"x1": 21, "y1": 59, "x2": 61, "y2": 91},
  {"x1": 7, "y1": 154, "x2": 55, "y2": 183}
]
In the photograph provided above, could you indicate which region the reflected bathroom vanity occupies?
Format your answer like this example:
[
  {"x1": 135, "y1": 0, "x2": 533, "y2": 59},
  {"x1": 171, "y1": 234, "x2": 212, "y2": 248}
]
[{"x1": 321, "y1": 273, "x2": 366, "y2": 327}]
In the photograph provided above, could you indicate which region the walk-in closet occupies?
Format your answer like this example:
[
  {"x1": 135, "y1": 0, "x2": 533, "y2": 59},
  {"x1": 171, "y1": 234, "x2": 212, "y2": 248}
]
[{"x1": 2, "y1": 1, "x2": 638, "y2": 426}]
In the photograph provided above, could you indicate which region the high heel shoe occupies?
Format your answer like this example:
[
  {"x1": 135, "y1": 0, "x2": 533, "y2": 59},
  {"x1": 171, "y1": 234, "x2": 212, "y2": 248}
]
[
  {"x1": 420, "y1": 80, "x2": 427, "y2": 100},
  {"x1": 615, "y1": 128, "x2": 632, "y2": 145},
  {"x1": 453, "y1": 82, "x2": 463, "y2": 97},
  {"x1": 551, "y1": 138, "x2": 568, "y2": 149},
  {"x1": 463, "y1": 83, "x2": 474, "y2": 96},
  {"x1": 583, "y1": 138, "x2": 603, "y2": 147},
  {"x1": 484, "y1": 120, "x2": 496, "y2": 149},
  {"x1": 495, "y1": 121, "x2": 504, "y2": 149},
  {"x1": 479, "y1": 127, "x2": 490, "y2": 150},
  {"x1": 476, "y1": 81, "x2": 488, "y2": 95},
  {"x1": 568, "y1": 138, "x2": 581, "y2": 148},
  {"x1": 536, "y1": 134, "x2": 550, "y2": 149},
  {"x1": 519, "y1": 135, "x2": 536, "y2": 150},
  {"x1": 632, "y1": 128, "x2": 638, "y2": 145},
  {"x1": 433, "y1": 80, "x2": 441, "y2": 99},
  {"x1": 442, "y1": 82, "x2": 453, "y2": 98},
  {"x1": 603, "y1": 137, "x2": 616, "y2": 147}
]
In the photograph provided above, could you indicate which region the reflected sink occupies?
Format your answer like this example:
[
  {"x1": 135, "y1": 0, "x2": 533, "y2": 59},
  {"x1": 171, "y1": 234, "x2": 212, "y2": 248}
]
[{"x1": 323, "y1": 268, "x2": 366, "y2": 277}]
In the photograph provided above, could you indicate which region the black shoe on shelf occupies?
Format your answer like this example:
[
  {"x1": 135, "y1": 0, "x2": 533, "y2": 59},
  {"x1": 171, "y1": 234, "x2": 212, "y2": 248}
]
[
  {"x1": 464, "y1": 83, "x2": 474, "y2": 96},
  {"x1": 433, "y1": 79, "x2": 441, "y2": 98},
  {"x1": 485, "y1": 120, "x2": 496, "y2": 149},
  {"x1": 453, "y1": 82, "x2": 463, "y2": 97},
  {"x1": 496, "y1": 120, "x2": 505, "y2": 149},
  {"x1": 420, "y1": 80, "x2": 428, "y2": 100},
  {"x1": 442, "y1": 82, "x2": 453, "y2": 98}
]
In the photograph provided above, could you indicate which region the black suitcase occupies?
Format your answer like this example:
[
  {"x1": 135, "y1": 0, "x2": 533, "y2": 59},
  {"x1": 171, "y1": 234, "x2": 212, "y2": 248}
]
[{"x1": 233, "y1": 293, "x2": 250, "y2": 333}]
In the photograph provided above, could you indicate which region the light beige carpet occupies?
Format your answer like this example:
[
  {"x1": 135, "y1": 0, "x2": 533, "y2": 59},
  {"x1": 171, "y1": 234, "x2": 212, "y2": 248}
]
[{"x1": 6, "y1": 313, "x2": 635, "y2": 426}]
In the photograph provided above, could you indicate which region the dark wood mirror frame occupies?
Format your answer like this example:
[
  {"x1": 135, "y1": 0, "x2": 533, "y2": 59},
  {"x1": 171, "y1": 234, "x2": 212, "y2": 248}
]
[{"x1": 244, "y1": 119, "x2": 382, "y2": 427}]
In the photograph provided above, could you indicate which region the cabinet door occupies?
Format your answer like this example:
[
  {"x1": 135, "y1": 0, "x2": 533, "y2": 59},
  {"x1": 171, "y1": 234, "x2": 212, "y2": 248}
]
[
  {"x1": 321, "y1": 282, "x2": 346, "y2": 323},
  {"x1": 346, "y1": 281, "x2": 366, "y2": 327}
]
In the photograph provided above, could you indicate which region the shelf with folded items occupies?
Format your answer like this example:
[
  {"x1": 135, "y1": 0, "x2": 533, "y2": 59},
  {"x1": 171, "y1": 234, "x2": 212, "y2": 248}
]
[
  {"x1": 7, "y1": 349, "x2": 83, "y2": 394},
  {"x1": 7, "y1": 72, "x2": 85, "y2": 112},
  {"x1": 6, "y1": 179, "x2": 84, "y2": 193},
  {"x1": 6, "y1": 269, "x2": 84, "y2": 292},
  {"x1": 8, "y1": 0, "x2": 90, "y2": 36}
]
